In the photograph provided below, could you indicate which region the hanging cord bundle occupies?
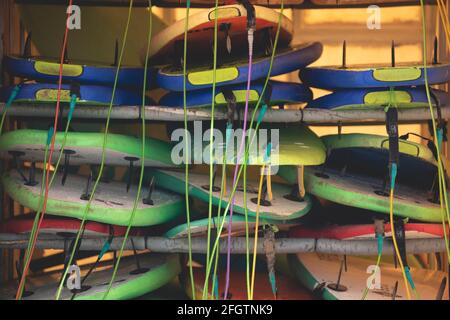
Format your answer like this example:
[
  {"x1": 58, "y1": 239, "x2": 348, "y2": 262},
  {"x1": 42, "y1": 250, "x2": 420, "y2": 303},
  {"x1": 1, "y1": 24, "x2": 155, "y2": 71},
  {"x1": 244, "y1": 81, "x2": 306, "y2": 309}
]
[
  {"x1": 420, "y1": 0, "x2": 450, "y2": 268},
  {"x1": 384, "y1": 97, "x2": 415, "y2": 300},
  {"x1": 101, "y1": 0, "x2": 152, "y2": 300},
  {"x1": 249, "y1": 144, "x2": 272, "y2": 300},
  {"x1": 15, "y1": 1, "x2": 74, "y2": 300},
  {"x1": 0, "y1": 85, "x2": 21, "y2": 135},
  {"x1": 361, "y1": 219, "x2": 384, "y2": 300},
  {"x1": 437, "y1": 0, "x2": 450, "y2": 45},
  {"x1": 210, "y1": 121, "x2": 234, "y2": 299},
  {"x1": 202, "y1": 0, "x2": 220, "y2": 301},
  {"x1": 201, "y1": 0, "x2": 284, "y2": 298},
  {"x1": 54, "y1": 0, "x2": 134, "y2": 300},
  {"x1": 223, "y1": 0, "x2": 256, "y2": 300},
  {"x1": 182, "y1": 0, "x2": 196, "y2": 300}
]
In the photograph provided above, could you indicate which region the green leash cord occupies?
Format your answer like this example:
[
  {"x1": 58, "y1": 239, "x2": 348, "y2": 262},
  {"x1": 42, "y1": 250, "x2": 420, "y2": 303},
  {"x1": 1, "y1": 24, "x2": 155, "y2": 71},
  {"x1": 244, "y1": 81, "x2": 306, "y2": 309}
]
[
  {"x1": 202, "y1": 0, "x2": 284, "y2": 298},
  {"x1": 210, "y1": 122, "x2": 233, "y2": 299},
  {"x1": 361, "y1": 233, "x2": 383, "y2": 300},
  {"x1": 102, "y1": 0, "x2": 152, "y2": 300},
  {"x1": 54, "y1": 0, "x2": 133, "y2": 300},
  {"x1": 0, "y1": 85, "x2": 21, "y2": 135},
  {"x1": 17, "y1": 93, "x2": 77, "y2": 299},
  {"x1": 182, "y1": 0, "x2": 196, "y2": 300},
  {"x1": 203, "y1": 0, "x2": 220, "y2": 300},
  {"x1": 420, "y1": 0, "x2": 450, "y2": 264}
]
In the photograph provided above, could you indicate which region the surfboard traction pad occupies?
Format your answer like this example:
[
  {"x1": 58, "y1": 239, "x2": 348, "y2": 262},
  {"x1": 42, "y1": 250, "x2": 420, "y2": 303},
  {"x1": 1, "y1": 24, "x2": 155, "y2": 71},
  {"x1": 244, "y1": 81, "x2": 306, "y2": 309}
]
[
  {"x1": 0, "y1": 253, "x2": 181, "y2": 300},
  {"x1": 152, "y1": 170, "x2": 312, "y2": 221},
  {"x1": 2, "y1": 170, "x2": 184, "y2": 227},
  {"x1": 288, "y1": 253, "x2": 449, "y2": 300},
  {"x1": 0, "y1": 129, "x2": 177, "y2": 168}
]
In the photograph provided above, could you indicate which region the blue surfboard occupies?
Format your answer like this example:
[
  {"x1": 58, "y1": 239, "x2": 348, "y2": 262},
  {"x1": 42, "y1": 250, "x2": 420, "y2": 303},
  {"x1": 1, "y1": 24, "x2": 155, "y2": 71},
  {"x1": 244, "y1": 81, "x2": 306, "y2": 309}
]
[
  {"x1": 0, "y1": 83, "x2": 143, "y2": 106},
  {"x1": 3, "y1": 55, "x2": 154, "y2": 88},
  {"x1": 159, "y1": 80, "x2": 312, "y2": 108},
  {"x1": 299, "y1": 63, "x2": 450, "y2": 89},
  {"x1": 307, "y1": 87, "x2": 450, "y2": 110},
  {"x1": 156, "y1": 42, "x2": 323, "y2": 92}
]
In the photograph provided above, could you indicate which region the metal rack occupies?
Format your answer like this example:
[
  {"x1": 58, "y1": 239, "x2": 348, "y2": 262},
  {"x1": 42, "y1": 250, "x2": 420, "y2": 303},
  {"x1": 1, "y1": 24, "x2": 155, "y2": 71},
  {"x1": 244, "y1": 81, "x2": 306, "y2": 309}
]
[{"x1": 2, "y1": 103, "x2": 449, "y2": 125}]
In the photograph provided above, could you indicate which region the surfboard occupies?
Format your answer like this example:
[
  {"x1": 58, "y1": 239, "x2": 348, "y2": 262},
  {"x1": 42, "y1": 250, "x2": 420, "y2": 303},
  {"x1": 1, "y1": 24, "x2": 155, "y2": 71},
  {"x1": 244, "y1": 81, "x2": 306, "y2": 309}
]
[
  {"x1": 0, "y1": 216, "x2": 131, "y2": 237},
  {"x1": 151, "y1": 169, "x2": 312, "y2": 221},
  {"x1": 149, "y1": 4, "x2": 293, "y2": 65},
  {"x1": 278, "y1": 134, "x2": 443, "y2": 222},
  {"x1": 0, "y1": 253, "x2": 181, "y2": 300},
  {"x1": 165, "y1": 214, "x2": 301, "y2": 239},
  {"x1": 159, "y1": 80, "x2": 312, "y2": 108},
  {"x1": 289, "y1": 223, "x2": 448, "y2": 240},
  {"x1": 307, "y1": 87, "x2": 450, "y2": 110},
  {"x1": 2, "y1": 170, "x2": 184, "y2": 227},
  {"x1": 0, "y1": 83, "x2": 143, "y2": 106},
  {"x1": 299, "y1": 63, "x2": 450, "y2": 89},
  {"x1": 184, "y1": 266, "x2": 315, "y2": 300},
  {"x1": 3, "y1": 55, "x2": 153, "y2": 88},
  {"x1": 198, "y1": 125, "x2": 326, "y2": 166},
  {"x1": 136, "y1": 278, "x2": 188, "y2": 300},
  {"x1": 0, "y1": 129, "x2": 177, "y2": 168},
  {"x1": 288, "y1": 253, "x2": 449, "y2": 300},
  {"x1": 157, "y1": 43, "x2": 323, "y2": 91}
]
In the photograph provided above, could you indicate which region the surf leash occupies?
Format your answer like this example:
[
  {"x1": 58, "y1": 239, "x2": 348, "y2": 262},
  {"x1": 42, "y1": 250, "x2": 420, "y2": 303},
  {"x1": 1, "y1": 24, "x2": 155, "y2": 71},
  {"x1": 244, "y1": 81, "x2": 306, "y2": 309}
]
[
  {"x1": 202, "y1": 0, "x2": 283, "y2": 295},
  {"x1": 361, "y1": 219, "x2": 384, "y2": 300},
  {"x1": 15, "y1": 1, "x2": 74, "y2": 299},
  {"x1": 182, "y1": 0, "x2": 196, "y2": 300},
  {"x1": 54, "y1": 0, "x2": 133, "y2": 300},
  {"x1": 420, "y1": 0, "x2": 450, "y2": 267},
  {"x1": 384, "y1": 88, "x2": 414, "y2": 300},
  {"x1": 223, "y1": 0, "x2": 256, "y2": 300},
  {"x1": 0, "y1": 85, "x2": 21, "y2": 135},
  {"x1": 202, "y1": 0, "x2": 220, "y2": 301},
  {"x1": 102, "y1": 0, "x2": 152, "y2": 300},
  {"x1": 249, "y1": 143, "x2": 271, "y2": 300}
]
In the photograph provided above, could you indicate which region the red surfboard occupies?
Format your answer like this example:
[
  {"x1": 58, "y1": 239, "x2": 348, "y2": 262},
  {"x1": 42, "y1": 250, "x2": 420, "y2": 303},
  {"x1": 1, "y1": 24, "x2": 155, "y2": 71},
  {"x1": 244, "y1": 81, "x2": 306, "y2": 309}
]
[
  {"x1": 0, "y1": 216, "x2": 142, "y2": 237},
  {"x1": 149, "y1": 4, "x2": 293, "y2": 65},
  {"x1": 289, "y1": 223, "x2": 448, "y2": 240}
]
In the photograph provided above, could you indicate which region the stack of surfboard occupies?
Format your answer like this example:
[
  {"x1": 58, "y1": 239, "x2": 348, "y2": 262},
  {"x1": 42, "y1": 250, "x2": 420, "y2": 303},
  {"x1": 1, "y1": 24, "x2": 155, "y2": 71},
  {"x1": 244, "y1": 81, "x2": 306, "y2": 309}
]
[
  {"x1": 278, "y1": 133, "x2": 450, "y2": 299},
  {"x1": 149, "y1": 4, "x2": 322, "y2": 109},
  {"x1": 301, "y1": 52, "x2": 450, "y2": 110},
  {"x1": 0, "y1": 129, "x2": 186, "y2": 299},
  {"x1": 1, "y1": 34, "x2": 150, "y2": 106}
]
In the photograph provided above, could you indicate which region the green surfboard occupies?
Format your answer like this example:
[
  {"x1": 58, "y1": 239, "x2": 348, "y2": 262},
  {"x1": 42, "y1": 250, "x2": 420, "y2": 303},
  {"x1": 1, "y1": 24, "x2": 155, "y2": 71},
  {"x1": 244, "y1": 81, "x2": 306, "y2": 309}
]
[
  {"x1": 0, "y1": 129, "x2": 177, "y2": 168},
  {"x1": 278, "y1": 134, "x2": 444, "y2": 222},
  {"x1": 288, "y1": 253, "x2": 448, "y2": 300},
  {"x1": 151, "y1": 169, "x2": 312, "y2": 221},
  {"x1": 0, "y1": 253, "x2": 181, "y2": 300},
  {"x1": 165, "y1": 214, "x2": 301, "y2": 239},
  {"x1": 200, "y1": 125, "x2": 326, "y2": 166},
  {"x1": 2, "y1": 169, "x2": 184, "y2": 226}
]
